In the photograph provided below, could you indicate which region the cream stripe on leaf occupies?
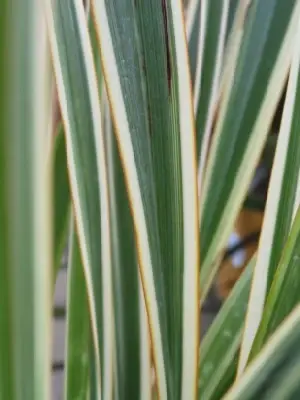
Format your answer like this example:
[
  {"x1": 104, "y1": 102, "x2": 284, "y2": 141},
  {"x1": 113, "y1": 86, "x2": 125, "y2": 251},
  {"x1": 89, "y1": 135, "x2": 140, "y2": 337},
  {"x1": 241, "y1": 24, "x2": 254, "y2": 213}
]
[
  {"x1": 199, "y1": 0, "x2": 300, "y2": 302},
  {"x1": 44, "y1": 0, "x2": 114, "y2": 397},
  {"x1": 187, "y1": 0, "x2": 202, "y2": 88},
  {"x1": 195, "y1": 0, "x2": 229, "y2": 195},
  {"x1": 187, "y1": 0, "x2": 239, "y2": 97},
  {"x1": 224, "y1": 305, "x2": 300, "y2": 399},
  {"x1": 248, "y1": 208, "x2": 300, "y2": 363},
  {"x1": 92, "y1": 0, "x2": 199, "y2": 398},
  {"x1": 139, "y1": 284, "x2": 152, "y2": 400},
  {"x1": 64, "y1": 218, "x2": 90, "y2": 400},
  {"x1": 104, "y1": 92, "x2": 143, "y2": 400},
  {"x1": 186, "y1": 0, "x2": 200, "y2": 41},
  {"x1": 193, "y1": 0, "x2": 208, "y2": 113},
  {"x1": 169, "y1": 1, "x2": 199, "y2": 398},
  {"x1": 32, "y1": 12, "x2": 52, "y2": 399},
  {"x1": 92, "y1": 1, "x2": 167, "y2": 397},
  {"x1": 201, "y1": 0, "x2": 253, "y2": 200},
  {"x1": 238, "y1": 15, "x2": 300, "y2": 373},
  {"x1": 226, "y1": 0, "x2": 240, "y2": 41},
  {"x1": 198, "y1": 258, "x2": 254, "y2": 400}
]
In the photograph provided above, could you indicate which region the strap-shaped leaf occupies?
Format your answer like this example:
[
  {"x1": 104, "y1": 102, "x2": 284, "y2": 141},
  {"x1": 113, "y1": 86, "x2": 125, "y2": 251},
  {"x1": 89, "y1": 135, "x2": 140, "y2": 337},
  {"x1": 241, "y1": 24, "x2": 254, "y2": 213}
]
[
  {"x1": 53, "y1": 127, "x2": 70, "y2": 276},
  {"x1": 187, "y1": 0, "x2": 239, "y2": 95},
  {"x1": 186, "y1": 0, "x2": 201, "y2": 85},
  {"x1": 89, "y1": 16, "x2": 102, "y2": 89},
  {"x1": 0, "y1": 1, "x2": 13, "y2": 398},
  {"x1": 45, "y1": 0, "x2": 113, "y2": 396},
  {"x1": 200, "y1": 0, "x2": 300, "y2": 301},
  {"x1": 226, "y1": 0, "x2": 240, "y2": 41},
  {"x1": 92, "y1": 0, "x2": 199, "y2": 398},
  {"x1": 224, "y1": 305, "x2": 300, "y2": 400},
  {"x1": 64, "y1": 219, "x2": 90, "y2": 400},
  {"x1": 103, "y1": 93, "x2": 143, "y2": 399},
  {"x1": 198, "y1": 259, "x2": 254, "y2": 400},
  {"x1": 238, "y1": 16, "x2": 300, "y2": 372},
  {"x1": 9, "y1": 1, "x2": 52, "y2": 398},
  {"x1": 139, "y1": 287, "x2": 152, "y2": 400},
  {"x1": 195, "y1": 0, "x2": 229, "y2": 190},
  {"x1": 249, "y1": 208, "x2": 300, "y2": 361},
  {"x1": 186, "y1": 0, "x2": 200, "y2": 40}
]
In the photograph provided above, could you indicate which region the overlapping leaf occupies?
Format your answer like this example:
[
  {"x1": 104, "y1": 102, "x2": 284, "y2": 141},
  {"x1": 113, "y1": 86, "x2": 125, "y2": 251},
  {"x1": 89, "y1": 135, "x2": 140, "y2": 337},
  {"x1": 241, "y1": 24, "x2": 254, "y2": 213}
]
[
  {"x1": 224, "y1": 305, "x2": 300, "y2": 400},
  {"x1": 53, "y1": 127, "x2": 70, "y2": 275},
  {"x1": 92, "y1": 0, "x2": 199, "y2": 398},
  {"x1": 249, "y1": 208, "x2": 300, "y2": 361},
  {"x1": 187, "y1": 0, "x2": 201, "y2": 85},
  {"x1": 239, "y1": 16, "x2": 300, "y2": 371},
  {"x1": 103, "y1": 93, "x2": 143, "y2": 400},
  {"x1": 194, "y1": 0, "x2": 229, "y2": 175},
  {"x1": 45, "y1": 0, "x2": 114, "y2": 396},
  {"x1": 64, "y1": 219, "x2": 90, "y2": 400},
  {"x1": 8, "y1": 1, "x2": 52, "y2": 398},
  {"x1": 200, "y1": 0, "x2": 300, "y2": 301},
  {"x1": 198, "y1": 259, "x2": 254, "y2": 400}
]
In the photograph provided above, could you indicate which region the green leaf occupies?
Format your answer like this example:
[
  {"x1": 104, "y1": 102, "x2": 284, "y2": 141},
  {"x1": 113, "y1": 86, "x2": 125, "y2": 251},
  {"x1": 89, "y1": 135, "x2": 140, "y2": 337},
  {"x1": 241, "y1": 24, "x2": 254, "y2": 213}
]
[
  {"x1": 0, "y1": 1, "x2": 14, "y2": 398},
  {"x1": 9, "y1": 1, "x2": 52, "y2": 398},
  {"x1": 53, "y1": 126, "x2": 70, "y2": 276},
  {"x1": 92, "y1": 0, "x2": 199, "y2": 398},
  {"x1": 238, "y1": 17, "x2": 300, "y2": 372},
  {"x1": 198, "y1": 258, "x2": 254, "y2": 400},
  {"x1": 224, "y1": 305, "x2": 300, "y2": 400},
  {"x1": 186, "y1": 0, "x2": 201, "y2": 84},
  {"x1": 194, "y1": 0, "x2": 229, "y2": 170},
  {"x1": 64, "y1": 219, "x2": 90, "y2": 400},
  {"x1": 226, "y1": 0, "x2": 239, "y2": 41},
  {"x1": 89, "y1": 15, "x2": 102, "y2": 88},
  {"x1": 45, "y1": 0, "x2": 114, "y2": 396},
  {"x1": 200, "y1": 0, "x2": 300, "y2": 301},
  {"x1": 249, "y1": 207, "x2": 300, "y2": 360},
  {"x1": 103, "y1": 94, "x2": 142, "y2": 399}
]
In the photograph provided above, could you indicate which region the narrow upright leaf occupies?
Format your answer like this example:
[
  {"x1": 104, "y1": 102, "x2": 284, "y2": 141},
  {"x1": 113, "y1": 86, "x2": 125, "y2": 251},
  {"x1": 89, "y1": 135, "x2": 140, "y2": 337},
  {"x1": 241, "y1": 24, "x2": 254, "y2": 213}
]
[
  {"x1": 224, "y1": 305, "x2": 300, "y2": 400},
  {"x1": 0, "y1": 1, "x2": 13, "y2": 398},
  {"x1": 53, "y1": 126, "x2": 70, "y2": 275},
  {"x1": 200, "y1": 0, "x2": 300, "y2": 301},
  {"x1": 198, "y1": 259, "x2": 254, "y2": 400},
  {"x1": 92, "y1": 0, "x2": 199, "y2": 398},
  {"x1": 249, "y1": 208, "x2": 300, "y2": 360},
  {"x1": 238, "y1": 15, "x2": 300, "y2": 372},
  {"x1": 65, "y1": 219, "x2": 90, "y2": 400},
  {"x1": 10, "y1": 1, "x2": 52, "y2": 398},
  {"x1": 103, "y1": 92, "x2": 142, "y2": 400},
  {"x1": 45, "y1": 0, "x2": 114, "y2": 396},
  {"x1": 195, "y1": 0, "x2": 229, "y2": 191},
  {"x1": 186, "y1": 0, "x2": 201, "y2": 86},
  {"x1": 226, "y1": 0, "x2": 240, "y2": 40}
]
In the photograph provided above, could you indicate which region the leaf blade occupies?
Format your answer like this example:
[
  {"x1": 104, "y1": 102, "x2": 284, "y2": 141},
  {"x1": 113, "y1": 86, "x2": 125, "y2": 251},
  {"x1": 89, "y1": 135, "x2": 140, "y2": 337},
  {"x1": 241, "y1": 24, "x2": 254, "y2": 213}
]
[
  {"x1": 198, "y1": 259, "x2": 254, "y2": 400},
  {"x1": 103, "y1": 92, "x2": 142, "y2": 400},
  {"x1": 200, "y1": 0, "x2": 300, "y2": 301},
  {"x1": 238, "y1": 14, "x2": 300, "y2": 372},
  {"x1": 0, "y1": 1, "x2": 14, "y2": 398},
  {"x1": 45, "y1": 0, "x2": 114, "y2": 396},
  {"x1": 92, "y1": 0, "x2": 199, "y2": 398},
  {"x1": 9, "y1": 1, "x2": 52, "y2": 398},
  {"x1": 53, "y1": 127, "x2": 70, "y2": 276},
  {"x1": 64, "y1": 219, "x2": 90, "y2": 400},
  {"x1": 249, "y1": 208, "x2": 300, "y2": 360},
  {"x1": 224, "y1": 305, "x2": 300, "y2": 400}
]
